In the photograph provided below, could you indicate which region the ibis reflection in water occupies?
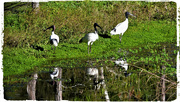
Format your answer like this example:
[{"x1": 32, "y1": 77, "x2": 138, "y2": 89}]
[
  {"x1": 50, "y1": 68, "x2": 59, "y2": 80},
  {"x1": 44, "y1": 25, "x2": 59, "y2": 52},
  {"x1": 86, "y1": 68, "x2": 101, "y2": 90},
  {"x1": 115, "y1": 59, "x2": 132, "y2": 77},
  {"x1": 79, "y1": 23, "x2": 102, "y2": 54},
  {"x1": 50, "y1": 68, "x2": 59, "y2": 85},
  {"x1": 110, "y1": 12, "x2": 136, "y2": 43}
]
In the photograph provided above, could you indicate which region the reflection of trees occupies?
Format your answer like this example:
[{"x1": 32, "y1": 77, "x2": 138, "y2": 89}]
[
  {"x1": 36, "y1": 72, "x2": 55, "y2": 100},
  {"x1": 27, "y1": 73, "x2": 38, "y2": 100},
  {"x1": 56, "y1": 68, "x2": 62, "y2": 101},
  {"x1": 61, "y1": 67, "x2": 109, "y2": 101},
  {"x1": 32, "y1": 2, "x2": 39, "y2": 9},
  {"x1": 35, "y1": 68, "x2": 63, "y2": 100},
  {"x1": 32, "y1": 2, "x2": 39, "y2": 13}
]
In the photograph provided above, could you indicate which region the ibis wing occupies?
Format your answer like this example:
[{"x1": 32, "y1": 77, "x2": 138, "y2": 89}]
[
  {"x1": 114, "y1": 22, "x2": 123, "y2": 29},
  {"x1": 111, "y1": 19, "x2": 128, "y2": 35},
  {"x1": 50, "y1": 34, "x2": 59, "y2": 43},
  {"x1": 80, "y1": 34, "x2": 89, "y2": 43},
  {"x1": 110, "y1": 22, "x2": 123, "y2": 35},
  {"x1": 80, "y1": 33, "x2": 98, "y2": 43},
  {"x1": 52, "y1": 70, "x2": 58, "y2": 75}
]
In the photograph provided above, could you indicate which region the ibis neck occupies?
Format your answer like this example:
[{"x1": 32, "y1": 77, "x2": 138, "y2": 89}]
[
  {"x1": 94, "y1": 26, "x2": 98, "y2": 34},
  {"x1": 125, "y1": 13, "x2": 129, "y2": 18},
  {"x1": 52, "y1": 31, "x2": 55, "y2": 35},
  {"x1": 125, "y1": 18, "x2": 128, "y2": 22},
  {"x1": 126, "y1": 14, "x2": 129, "y2": 18}
]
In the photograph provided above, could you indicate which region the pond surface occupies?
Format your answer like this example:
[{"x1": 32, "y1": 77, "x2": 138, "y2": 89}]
[
  {"x1": 4, "y1": 71, "x2": 56, "y2": 100},
  {"x1": 3, "y1": 43, "x2": 178, "y2": 101}
]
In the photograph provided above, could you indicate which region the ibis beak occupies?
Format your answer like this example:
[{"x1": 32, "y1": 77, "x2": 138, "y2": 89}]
[
  {"x1": 44, "y1": 25, "x2": 55, "y2": 32},
  {"x1": 96, "y1": 24, "x2": 102, "y2": 30},
  {"x1": 129, "y1": 13, "x2": 136, "y2": 18}
]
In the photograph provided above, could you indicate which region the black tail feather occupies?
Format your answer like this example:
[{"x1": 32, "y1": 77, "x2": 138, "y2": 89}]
[{"x1": 79, "y1": 38, "x2": 83, "y2": 43}]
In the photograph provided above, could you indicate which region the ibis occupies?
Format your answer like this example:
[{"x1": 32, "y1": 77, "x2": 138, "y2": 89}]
[
  {"x1": 50, "y1": 68, "x2": 59, "y2": 85},
  {"x1": 44, "y1": 25, "x2": 59, "y2": 52},
  {"x1": 86, "y1": 68, "x2": 100, "y2": 90},
  {"x1": 50, "y1": 68, "x2": 59, "y2": 80},
  {"x1": 115, "y1": 59, "x2": 132, "y2": 77},
  {"x1": 79, "y1": 23, "x2": 102, "y2": 54},
  {"x1": 110, "y1": 12, "x2": 136, "y2": 43}
]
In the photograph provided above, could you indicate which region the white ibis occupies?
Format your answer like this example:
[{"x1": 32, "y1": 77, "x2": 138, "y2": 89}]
[
  {"x1": 79, "y1": 23, "x2": 102, "y2": 54},
  {"x1": 50, "y1": 68, "x2": 59, "y2": 80},
  {"x1": 86, "y1": 68, "x2": 100, "y2": 90},
  {"x1": 86, "y1": 68, "x2": 99, "y2": 78},
  {"x1": 115, "y1": 59, "x2": 131, "y2": 77},
  {"x1": 115, "y1": 59, "x2": 128, "y2": 70},
  {"x1": 110, "y1": 12, "x2": 136, "y2": 43},
  {"x1": 44, "y1": 25, "x2": 59, "y2": 52}
]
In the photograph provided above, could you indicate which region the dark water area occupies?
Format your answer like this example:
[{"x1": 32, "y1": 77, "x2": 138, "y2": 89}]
[
  {"x1": 4, "y1": 68, "x2": 97, "y2": 100},
  {"x1": 4, "y1": 72, "x2": 56, "y2": 100},
  {"x1": 4, "y1": 82, "x2": 27, "y2": 100}
]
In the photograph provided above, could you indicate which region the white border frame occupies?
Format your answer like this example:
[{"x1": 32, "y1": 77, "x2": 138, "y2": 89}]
[{"x1": 0, "y1": 0, "x2": 179, "y2": 102}]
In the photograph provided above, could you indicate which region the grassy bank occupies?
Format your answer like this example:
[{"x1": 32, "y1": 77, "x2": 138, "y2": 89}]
[
  {"x1": 3, "y1": 20, "x2": 176, "y2": 77},
  {"x1": 3, "y1": 1, "x2": 177, "y2": 77}
]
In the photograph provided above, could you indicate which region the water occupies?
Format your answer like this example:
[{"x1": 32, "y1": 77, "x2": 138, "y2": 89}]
[
  {"x1": 4, "y1": 67, "x2": 100, "y2": 100},
  {"x1": 3, "y1": 43, "x2": 177, "y2": 101}
]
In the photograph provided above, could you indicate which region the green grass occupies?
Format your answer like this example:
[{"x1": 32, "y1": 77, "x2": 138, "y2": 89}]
[{"x1": 3, "y1": 20, "x2": 176, "y2": 77}]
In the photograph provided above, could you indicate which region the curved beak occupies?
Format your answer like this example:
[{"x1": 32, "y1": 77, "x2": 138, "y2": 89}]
[
  {"x1": 97, "y1": 25, "x2": 102, "y2": 30},
  {"x1": 129, "y1": 13, "x2": 136, "y2": 18},
  {"x1": 44, "y1": 25, "x2": 55, "y2": 32},
  {"x1": 95, "y1": 23, "x2": 102, "y2": 30},
  {"x1": 97, "y1": 25, "x2": 103, "y2": 34}
]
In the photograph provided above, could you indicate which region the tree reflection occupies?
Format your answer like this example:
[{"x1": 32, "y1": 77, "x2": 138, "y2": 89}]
[{"x1": 27, "y1": 73, "x2": 38, "y2": 100}]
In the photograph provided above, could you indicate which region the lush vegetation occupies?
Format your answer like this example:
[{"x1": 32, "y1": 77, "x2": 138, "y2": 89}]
[{"x1": 3, "y1": 1, "x2": 177, "y2": 101}]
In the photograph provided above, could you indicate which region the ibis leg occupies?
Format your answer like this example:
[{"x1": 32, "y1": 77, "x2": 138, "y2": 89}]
[
  {"x1": 90, "y1": 44, "x2": 91, "y2": 53},
  {"x1": 54, "y1": 47, "x2": 56, "y2": 53},
  {"x1": 88, "y1": 46, "x2": 89, "y2": 54},
  {"x1": 119, "y1": 34, "x2": 122, "y2": 43}
]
